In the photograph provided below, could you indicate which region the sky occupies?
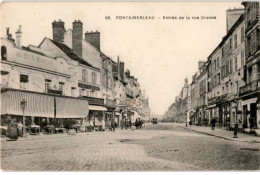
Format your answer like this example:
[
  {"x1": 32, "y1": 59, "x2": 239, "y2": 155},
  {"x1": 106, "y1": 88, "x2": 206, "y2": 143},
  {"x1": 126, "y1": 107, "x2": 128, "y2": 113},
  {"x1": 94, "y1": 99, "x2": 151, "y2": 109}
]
[{"x1": 1, "y1": 2, "x2": 243, "y2": 115}]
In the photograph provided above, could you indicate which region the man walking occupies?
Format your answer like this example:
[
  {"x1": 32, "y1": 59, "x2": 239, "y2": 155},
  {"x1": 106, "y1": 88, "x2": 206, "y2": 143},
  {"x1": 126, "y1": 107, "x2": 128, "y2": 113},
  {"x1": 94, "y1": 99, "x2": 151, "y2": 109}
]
[{"x1": 210, "y1": 118, "x2": 216, "y2": 131}]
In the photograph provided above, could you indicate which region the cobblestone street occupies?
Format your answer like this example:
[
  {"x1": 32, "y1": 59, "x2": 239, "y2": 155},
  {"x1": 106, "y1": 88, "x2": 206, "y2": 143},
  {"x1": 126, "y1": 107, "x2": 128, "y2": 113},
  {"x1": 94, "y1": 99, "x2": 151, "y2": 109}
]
[{"x1": 1, "y1": 123, "x2": 260, "y2": 171}]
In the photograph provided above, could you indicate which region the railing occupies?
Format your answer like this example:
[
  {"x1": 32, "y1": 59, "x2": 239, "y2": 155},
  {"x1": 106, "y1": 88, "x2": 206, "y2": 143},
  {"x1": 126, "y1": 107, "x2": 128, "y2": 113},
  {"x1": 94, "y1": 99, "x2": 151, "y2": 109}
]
[
  {"x1": 82, "y1": 96, "x2": 104, "y2": 106},
  {"x1": 239, "y1": 79, "x2": 260, "y2": 96},
  {"x1": 47, "y1": 88, "x2": 62, "y2": 95}
]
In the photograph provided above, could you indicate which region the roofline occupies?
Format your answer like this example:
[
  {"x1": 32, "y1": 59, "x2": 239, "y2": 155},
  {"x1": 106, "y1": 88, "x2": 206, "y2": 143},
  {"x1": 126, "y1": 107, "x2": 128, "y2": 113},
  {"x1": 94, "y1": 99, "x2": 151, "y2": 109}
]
[
  {"x1": 44, "y1": 37, "x2": 100, "y2": 71},
  {"x1": 208, "y1": 13, "x2": 245, "y2": 59}
]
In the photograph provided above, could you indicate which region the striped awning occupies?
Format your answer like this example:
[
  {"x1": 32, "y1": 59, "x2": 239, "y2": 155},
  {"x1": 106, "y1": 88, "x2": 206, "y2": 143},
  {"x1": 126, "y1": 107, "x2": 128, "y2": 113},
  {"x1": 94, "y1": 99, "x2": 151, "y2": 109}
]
[
  {"x1": 89, "y1": 105, "x2": 107, "y2": 111},
  {"x1": 56, "y1": 97, "x2": 89, "y2": 118},
  {"x1": 1, "y1": 89, "x2": 55, "y2": 118}
]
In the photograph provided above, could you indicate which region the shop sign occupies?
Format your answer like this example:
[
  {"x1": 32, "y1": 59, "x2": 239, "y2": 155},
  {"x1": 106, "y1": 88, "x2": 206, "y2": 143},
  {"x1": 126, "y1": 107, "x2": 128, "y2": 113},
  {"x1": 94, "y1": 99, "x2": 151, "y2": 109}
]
[{"x1": 11, "y1": 48, "x2": 59, "y2": 73}]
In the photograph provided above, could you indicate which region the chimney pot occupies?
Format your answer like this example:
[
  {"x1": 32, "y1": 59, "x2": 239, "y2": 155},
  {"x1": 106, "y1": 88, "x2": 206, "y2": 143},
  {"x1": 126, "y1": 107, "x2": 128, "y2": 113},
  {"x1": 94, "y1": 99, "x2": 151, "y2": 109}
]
[
  {"x1": 72, "y1": 20, "x2": 83, "y2": 57},
  {"x1": 15, "y1": 25, "x2": 22, "y2": 48},
  {"x1": 52, "y1": 20, "x2": 65, "y2": 43}
]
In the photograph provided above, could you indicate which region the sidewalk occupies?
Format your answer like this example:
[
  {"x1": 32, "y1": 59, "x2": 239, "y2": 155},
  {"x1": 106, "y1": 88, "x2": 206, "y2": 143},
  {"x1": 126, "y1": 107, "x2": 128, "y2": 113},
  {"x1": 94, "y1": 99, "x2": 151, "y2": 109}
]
[
  {"x1": 177, "y1": 123, "x2": 260, "y2": 143},
  {"x1": 1, "y1": 126, "x2": 142, "y2": 142},
  {"x1": 1, "y1": 128, "x2": 122, "y2": 142}
]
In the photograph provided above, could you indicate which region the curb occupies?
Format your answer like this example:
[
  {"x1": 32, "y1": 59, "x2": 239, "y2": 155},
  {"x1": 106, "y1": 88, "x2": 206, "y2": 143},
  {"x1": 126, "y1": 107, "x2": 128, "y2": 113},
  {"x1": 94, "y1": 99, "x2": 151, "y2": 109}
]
[{"x1": 179, "y1": 126, "x2": 260, "y2": 143}]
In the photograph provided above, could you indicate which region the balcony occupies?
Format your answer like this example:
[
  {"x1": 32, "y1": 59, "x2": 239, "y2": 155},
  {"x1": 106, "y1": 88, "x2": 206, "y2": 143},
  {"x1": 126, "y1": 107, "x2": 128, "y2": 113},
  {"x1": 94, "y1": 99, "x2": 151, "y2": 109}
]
[
  {"x1": 105, "y1": 98, "x2": 117, "y2": 109},
  {"x1": 82, "y1": 96, "x2": 104, "y2": 106},
  {"x1": 47, "y1": 88, "x2": 62, "y2": 95},
  {"x1": 208, "y1": 96, "x2": 220, "y2": 106},
  {"x1": 239, "y1": 79, "x2": 260, "y2": 96}
]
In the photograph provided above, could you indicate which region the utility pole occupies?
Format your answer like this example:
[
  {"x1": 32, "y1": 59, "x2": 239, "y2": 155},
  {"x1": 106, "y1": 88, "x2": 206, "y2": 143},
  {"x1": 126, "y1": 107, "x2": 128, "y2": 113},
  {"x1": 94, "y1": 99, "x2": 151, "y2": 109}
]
[{"x1": 21, "y1": 99, "x2": 27, "y2": 137}]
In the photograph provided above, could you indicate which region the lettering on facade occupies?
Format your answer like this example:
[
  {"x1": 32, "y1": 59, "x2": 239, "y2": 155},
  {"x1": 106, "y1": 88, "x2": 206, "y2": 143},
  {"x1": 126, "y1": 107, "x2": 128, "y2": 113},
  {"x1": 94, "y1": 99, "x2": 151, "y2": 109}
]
[{"x1": 16, "y1": 51, "x2": 54, "y2": 67}]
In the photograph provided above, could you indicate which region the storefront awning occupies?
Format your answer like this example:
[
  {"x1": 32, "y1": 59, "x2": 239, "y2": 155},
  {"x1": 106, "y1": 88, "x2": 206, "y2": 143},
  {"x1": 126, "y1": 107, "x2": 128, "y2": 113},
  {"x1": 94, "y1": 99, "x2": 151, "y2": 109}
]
[
  {"x1": 89, "y1": 105, "x2": 107, "y2": 111},
  {"x1": 56, "y1": 97, "x2": 89, "y2": 118},
  {"x1": 1, "y1": 89, "x2": 55, "y2": 118}
]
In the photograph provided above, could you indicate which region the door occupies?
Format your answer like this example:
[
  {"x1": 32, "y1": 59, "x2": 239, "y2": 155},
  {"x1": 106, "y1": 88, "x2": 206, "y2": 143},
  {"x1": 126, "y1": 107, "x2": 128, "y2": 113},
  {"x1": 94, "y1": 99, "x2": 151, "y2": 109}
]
[
  {"x1": 250, "y1": 103, "x2": 257, "y2": 128},
  {"x1": 243, "y1": 105, "x2": 248, "y2": 128}
]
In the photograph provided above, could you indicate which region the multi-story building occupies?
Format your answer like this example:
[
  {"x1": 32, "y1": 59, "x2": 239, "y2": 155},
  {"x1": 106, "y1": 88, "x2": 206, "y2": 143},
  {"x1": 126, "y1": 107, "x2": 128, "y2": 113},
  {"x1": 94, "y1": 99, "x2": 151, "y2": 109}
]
[
  {"x1": 196, "y1": 61, "x2": 208, "y2": 125},
  {"x1": 1, "y1": 26, "x2": 90, "y2": 128},
  {"x1": 240, "y1": 2, "x2": 260, "y2": 129},
  {"x1": 1, "y1": 20, "x2": 150, "y2": 130},
  {"x1": 206, "y1": 9, "x2": 246, "y2": 129},
  {"x1": 207, "y1": 45, "x2": 222, "y2": 126},
  {"x1": 174, "y1": 78, "x2": 189, "y2": 123},
  {"x1": 53, "y1": 19, "x2": 116, "y2": 126}
]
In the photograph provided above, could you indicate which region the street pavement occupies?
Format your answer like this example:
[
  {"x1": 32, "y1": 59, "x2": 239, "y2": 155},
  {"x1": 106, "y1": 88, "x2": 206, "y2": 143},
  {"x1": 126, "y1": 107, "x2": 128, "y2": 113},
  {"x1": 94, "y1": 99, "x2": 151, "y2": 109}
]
[
  {"x1": 176, "y1": 123, "x2": 260, "y2": 143},
  {"x1": 1, "y1": 123, "x2": 260, "y2": 171}
]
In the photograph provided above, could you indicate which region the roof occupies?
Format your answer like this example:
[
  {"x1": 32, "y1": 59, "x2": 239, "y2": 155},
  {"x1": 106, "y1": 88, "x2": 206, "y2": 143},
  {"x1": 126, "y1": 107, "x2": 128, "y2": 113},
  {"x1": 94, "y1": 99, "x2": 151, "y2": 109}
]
[
  {"x1": 208, "y1": 13, "x2": 245, "y2": 59},
  {"x1": 49, "y1": 39, "x2": 99, "y2": 69},
  {"x1": 22, "y1": 46, "x2": 45, "y2": 56}
]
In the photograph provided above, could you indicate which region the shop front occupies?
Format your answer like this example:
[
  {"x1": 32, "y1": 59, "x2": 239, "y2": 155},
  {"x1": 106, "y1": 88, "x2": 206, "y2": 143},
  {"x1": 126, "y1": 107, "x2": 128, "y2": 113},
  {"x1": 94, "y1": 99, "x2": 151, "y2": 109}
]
[
  {"x1": 88, "y1": 105, "x2": 107, "y2": 130},
  {"x1": 241, "y1": 96, "x2": 259, "y2": 129},
  {"x1": 1, "y1": 88, "x2": 90, "y2": 133}
]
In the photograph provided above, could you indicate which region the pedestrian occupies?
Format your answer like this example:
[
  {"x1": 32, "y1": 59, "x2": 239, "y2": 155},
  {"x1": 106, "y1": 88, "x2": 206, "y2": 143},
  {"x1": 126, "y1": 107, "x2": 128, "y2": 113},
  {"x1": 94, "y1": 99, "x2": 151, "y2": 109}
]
[
  {"x1": 17, "y1": 121, "x2": 23, "y2": 137},
  {"x1": 249, "y1": 116, "x2": 254, "y2": 131},
  {"x1": 120, "y1": 119, "x2": 124, "y2": 130},
  {"x1": 111, "y1": 120, "x2": 115, "y2": 132},
  {"x1": 210, "y1": 118, "x2": 216, "y2": 131},
  {"x1": 233, "y1": 121, "x2": 238, "y2": 138},
  {"x1": 101, "y1": 119, "x2": 105, "y2": 132},
  {"x1": 89, "y1": 119, "x2": 94, "y2": 131},
  {"x1": 108, "y1": 120, "x2": 112, "y2": 132},
  {"x1": 189, "y1": 120, "x2": 192, "y2": 127}
]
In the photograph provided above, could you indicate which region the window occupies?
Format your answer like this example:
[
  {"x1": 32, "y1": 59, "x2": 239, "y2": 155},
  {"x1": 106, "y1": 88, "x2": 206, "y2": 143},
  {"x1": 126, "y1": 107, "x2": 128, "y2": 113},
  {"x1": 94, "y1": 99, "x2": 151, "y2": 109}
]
[
  {"x1": 252, "y1": 31, "x2": 256, "y2": 53},
  {"x1": 226, "y1": 84, "x2": 229, "y2": 93},
  {"x1": 235, "y1": 56, "x2": 238, "y2": 72},
  {"x1": 1, "y1": 46, "x2": 7, "y2": 60},
  {"x1": 107, "y1": 77, "x2": 111, "y2": 88},
  {"x1": 92, "y1": 72, "x2": 96, "y2": 84},
  {"x1": 247, "y1": 36, "x2": 251, "y2": 57},
  {"x1": 71, "y1": 87, "x2": 76, "y2": 97},
  {"x1": 216, "y1": 57, "x2": 219, "y2": 68},
  {"x1": 258, "y1": 62, "x2": 260, "y2": 79},
  {"x1": 214, "y1": 60, "x2": 216, "y2": 71},
  {"x1": 79, "y1": 88, "x2": 85, "y2": 96},
  {"x1": 234, "y1": 34, "x2": 238, "y2": 48},
  {"x1": 59, "y1": 82, "x2": 64, "y2": 94},
  {"x1": 82, "y1": 69, "x2": 88, "y2": 82},
  {"x1": 20, "y1": 74, "x2": 29, "y2": 90},
  {"x1": 248, "y1": 67, "x2": 252, "y2": 83},
  {"x1": 1, "y1": 71, "x2": 9, "y2": 87},
  {"x1": 230, "y1": 59, "x2": 233, "y2": 73},
  {"x1": 45, "y1": 79, "x2": 51, "y2": 92},
  {"x1": 241, "y1": 26, "x2": 244, "y2": 42},
  {"x1": 86, "y1": 89, "x2": 89, "y2": 97},
  {"x1": 241, "y1": 51, "x2": 245, "y2": 66}
]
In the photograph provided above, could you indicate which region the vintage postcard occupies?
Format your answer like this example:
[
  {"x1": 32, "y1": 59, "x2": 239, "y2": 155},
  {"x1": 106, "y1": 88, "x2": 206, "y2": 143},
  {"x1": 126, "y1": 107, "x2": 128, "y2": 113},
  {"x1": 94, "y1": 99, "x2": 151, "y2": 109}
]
[{"x1": 0, "y1": 1, "x2": 260, "y2": 171}]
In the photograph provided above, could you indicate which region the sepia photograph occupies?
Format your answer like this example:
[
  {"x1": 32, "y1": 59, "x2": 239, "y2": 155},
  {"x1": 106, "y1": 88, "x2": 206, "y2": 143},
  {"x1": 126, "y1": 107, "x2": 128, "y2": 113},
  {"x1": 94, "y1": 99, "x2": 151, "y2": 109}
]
[{"x1": 0, "y1": 0, "x2": 260, "y2": 172}]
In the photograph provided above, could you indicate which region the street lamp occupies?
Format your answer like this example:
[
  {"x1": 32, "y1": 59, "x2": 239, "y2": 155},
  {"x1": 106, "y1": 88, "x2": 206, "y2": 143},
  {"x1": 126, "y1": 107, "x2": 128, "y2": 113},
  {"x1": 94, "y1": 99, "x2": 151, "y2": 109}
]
[{"x1": 21, "y1": 99, "x2": 27, "y2": 137}]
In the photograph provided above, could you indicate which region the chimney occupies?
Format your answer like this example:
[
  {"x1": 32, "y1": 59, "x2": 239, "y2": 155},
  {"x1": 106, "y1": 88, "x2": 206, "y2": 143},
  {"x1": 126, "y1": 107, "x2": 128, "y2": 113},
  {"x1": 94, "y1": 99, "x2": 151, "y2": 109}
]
[
  {"x1": 226, "y1": 8, "x2": 244, "y2": 33},
  {"x1": 120, "y1": 62, "x2": 125, "y2": 81},
  {"x1": 85, "y1": 30, "x2": 100, "y2": 50},
  {"x1": 72, "y1": 20, "x2": 83, "y2": 57},
  {"x1": 198, "y1": 61, "x2": 205, "y2": 70},
  {"x1": 117, "y1": 55, "x2": 120, "y2": 79},
  {"x1": 15, "y1": 25, "x2": 22, "y2": 48},
  {"x1": 52, "y1": 19, "x2": 65, "y2": 43}
]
